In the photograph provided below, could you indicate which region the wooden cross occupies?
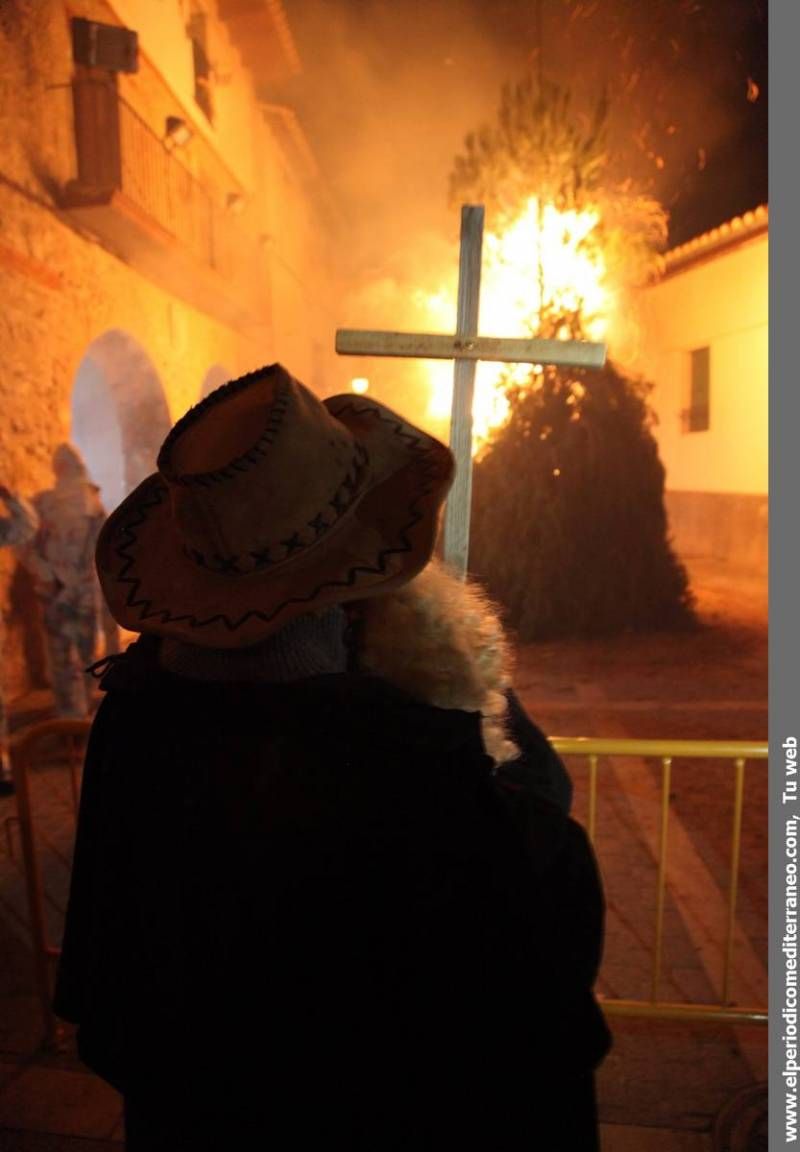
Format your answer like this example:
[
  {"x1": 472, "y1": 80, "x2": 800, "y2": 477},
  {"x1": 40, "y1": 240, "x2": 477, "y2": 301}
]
[{"x1": 336, "y1": 205, "x2": 607, "y2": 578}]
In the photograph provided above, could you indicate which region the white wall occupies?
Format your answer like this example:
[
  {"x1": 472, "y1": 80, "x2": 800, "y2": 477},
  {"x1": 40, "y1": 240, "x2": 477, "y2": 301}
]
[{"x1": 635, "y1": 231, "x2": 768, "y2": 495}]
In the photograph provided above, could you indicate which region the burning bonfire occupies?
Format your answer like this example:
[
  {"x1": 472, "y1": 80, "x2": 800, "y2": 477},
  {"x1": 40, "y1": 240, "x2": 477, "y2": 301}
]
[
  {"x1": 421, "y1": 194, "x2": 613, "y2": 454},
  {"x1": 342, "y1": 74, "x2": 695, "y2": 639},
  {"x1": 386, "y1": 73, "x2": 669, "y2": 458},
  {"x1": 433, "y1": 74, "x2": 694, "y2": 638}
]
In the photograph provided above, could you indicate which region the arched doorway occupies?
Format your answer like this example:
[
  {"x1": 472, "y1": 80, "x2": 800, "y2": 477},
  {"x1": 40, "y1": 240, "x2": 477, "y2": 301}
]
[
  {"x1": 200, "y1": 363, "x2": 232, "y2": 401},
  {"x1": 70, "y1": 330, "x2": 171, "y2": 511}
]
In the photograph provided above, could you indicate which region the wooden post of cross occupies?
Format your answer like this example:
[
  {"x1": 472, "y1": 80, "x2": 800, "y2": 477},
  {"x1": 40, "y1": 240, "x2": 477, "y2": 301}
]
[{"x1": 336, "y1": 204, "x2": 607, "y2": 578}]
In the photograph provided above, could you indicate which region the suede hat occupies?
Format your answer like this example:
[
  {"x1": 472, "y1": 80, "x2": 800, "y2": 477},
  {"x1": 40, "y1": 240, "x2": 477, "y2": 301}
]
[{"x1": 96, "y1": 363, "x2": 455, "y2": 648}]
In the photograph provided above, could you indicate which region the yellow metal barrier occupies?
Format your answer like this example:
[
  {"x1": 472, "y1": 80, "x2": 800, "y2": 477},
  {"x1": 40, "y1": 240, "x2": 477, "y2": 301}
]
[
  {"x1": 551, "y1": 737, "x2": 768, "y2": 1026},
  {"x1": 9, "y1": 724, "x2": 767, "y2": 1043}
]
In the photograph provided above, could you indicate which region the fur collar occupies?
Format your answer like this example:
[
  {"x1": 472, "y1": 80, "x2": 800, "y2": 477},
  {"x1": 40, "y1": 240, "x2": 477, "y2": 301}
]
[
  {"x1": 96, "y1": 561, "x2": 518, "y2": 766},
  {"x1": 357, "y1": 559, "x2": 518, "y2": 765}
]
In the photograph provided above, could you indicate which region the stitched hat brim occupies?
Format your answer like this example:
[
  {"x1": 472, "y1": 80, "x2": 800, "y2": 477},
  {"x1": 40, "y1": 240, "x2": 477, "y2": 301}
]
[{"x1": 96, "y1": 391, "x2": 455, "y2": 648}]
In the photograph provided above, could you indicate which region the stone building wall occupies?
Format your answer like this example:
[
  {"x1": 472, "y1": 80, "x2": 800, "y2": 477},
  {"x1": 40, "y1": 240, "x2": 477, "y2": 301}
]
[{"x1": 0, "y1": 0, "x2": 339, "y2": 700}]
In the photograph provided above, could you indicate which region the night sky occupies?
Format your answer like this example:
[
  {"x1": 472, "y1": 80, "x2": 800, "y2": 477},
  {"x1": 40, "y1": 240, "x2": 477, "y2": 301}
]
[{"x1": 280, "y1": 0, "x2": 767, "y2": 251}]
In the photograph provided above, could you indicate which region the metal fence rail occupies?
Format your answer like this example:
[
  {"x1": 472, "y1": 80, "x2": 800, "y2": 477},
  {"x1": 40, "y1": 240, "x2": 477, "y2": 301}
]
[
  {"x1": 10, "y1": 726, "x2": 768, "y2": 1045},
  {"x1": 551, "y1": 737, "x2": 768, "y2": 1025}
]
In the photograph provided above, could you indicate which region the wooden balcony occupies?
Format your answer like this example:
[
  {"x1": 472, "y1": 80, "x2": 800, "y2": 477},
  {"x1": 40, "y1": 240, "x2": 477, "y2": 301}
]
[{"x1": 59, "y1": 76, "x2": 268, "y2": 332}]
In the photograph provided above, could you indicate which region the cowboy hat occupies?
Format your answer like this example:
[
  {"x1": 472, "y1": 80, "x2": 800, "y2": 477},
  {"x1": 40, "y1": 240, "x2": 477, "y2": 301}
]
[{"x1": 96, "y1": 364, "x2": 455, "y2": 648}]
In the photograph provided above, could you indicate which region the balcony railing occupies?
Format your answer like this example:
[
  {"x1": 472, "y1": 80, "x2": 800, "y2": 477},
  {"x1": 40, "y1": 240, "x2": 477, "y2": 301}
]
[{"x1": 61, "y1": 76, "x2": 266, "y2": 329}]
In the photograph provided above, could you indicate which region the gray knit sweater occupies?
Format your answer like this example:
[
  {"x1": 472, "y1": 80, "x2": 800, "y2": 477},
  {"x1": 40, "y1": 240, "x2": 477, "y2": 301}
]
[{"x1": 158, "y1": 606, "x2": 349, "y2": 683}]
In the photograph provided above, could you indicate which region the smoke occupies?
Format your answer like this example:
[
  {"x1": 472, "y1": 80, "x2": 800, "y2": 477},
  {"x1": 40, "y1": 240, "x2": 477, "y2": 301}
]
[
  {"x1": 270, "y1": 0, "x2": 765, "y2": 408},
  {"x1": 283, "y1": 0, "x2": 516, "y2": 269},
  {"x1": 517, "y1": 0, "x2": 769, "y2": 239},
  {"x1": 271, "y1": 0, "x2": 533, "y2": 411}
]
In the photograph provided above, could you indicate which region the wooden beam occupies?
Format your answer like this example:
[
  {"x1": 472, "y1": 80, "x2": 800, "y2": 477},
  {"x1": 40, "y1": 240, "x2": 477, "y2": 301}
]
[
  {"x1": 335, "y1": 202, "x2": 608, "y2": 578},
  {"x1": 441, "y1": 205, "x2": 484, "y2": 577},
  {"x1": 336, "y1": 329, "x2": 607, "y2": 368}
]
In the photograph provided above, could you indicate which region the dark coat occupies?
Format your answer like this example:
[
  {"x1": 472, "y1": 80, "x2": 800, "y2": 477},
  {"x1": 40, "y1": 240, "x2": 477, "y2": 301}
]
[
  {"x1": 504, "y1": 687, "x2": 574, "y2": 813},
  {"x1": 55, "y1": 637, "x2": 610, "y2": 1150}
]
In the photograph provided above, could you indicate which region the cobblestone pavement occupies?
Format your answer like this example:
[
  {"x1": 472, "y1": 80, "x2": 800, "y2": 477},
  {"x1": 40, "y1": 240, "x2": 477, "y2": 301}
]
[
  {"x1": 514, "y1": 558, "x2": 768, "y2": 1139},
  {"x1": 0, "y1": 559, "x2": 768, "y2": 1149}
]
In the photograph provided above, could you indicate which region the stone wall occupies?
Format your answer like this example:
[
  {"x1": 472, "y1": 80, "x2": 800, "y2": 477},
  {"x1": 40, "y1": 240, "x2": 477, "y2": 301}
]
[{"x1": 0, "y1": 0, "x2": 338, "y2": 700}]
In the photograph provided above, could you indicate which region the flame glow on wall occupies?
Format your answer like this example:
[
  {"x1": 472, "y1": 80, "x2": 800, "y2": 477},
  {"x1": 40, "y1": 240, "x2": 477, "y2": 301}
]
[{"x1": 419, "y1": 196, "x2": 613, "y2": 454}]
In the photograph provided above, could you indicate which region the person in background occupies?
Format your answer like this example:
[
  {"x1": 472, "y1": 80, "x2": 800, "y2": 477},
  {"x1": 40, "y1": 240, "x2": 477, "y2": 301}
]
[
  {"x1": 22, "y1": 444, "x2": 106, "y2": 718},
  {"x1": 0, "y1": 484, "x2": 39, "y2": 796},
  {"x1": 54, "y1": 365, "x2": 610, "y2": 1150}
]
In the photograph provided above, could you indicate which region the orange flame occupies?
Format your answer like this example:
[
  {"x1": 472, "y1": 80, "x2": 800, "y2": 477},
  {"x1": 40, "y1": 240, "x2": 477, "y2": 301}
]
[{"x1": 420, "y1": 196, "x2": 612, "y2": 454}]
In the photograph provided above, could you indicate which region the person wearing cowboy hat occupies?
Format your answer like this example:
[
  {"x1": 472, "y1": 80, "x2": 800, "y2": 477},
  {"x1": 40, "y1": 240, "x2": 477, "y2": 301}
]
[{"x1": 54, "y1": 364, "x2": 609, "y2": 1150}]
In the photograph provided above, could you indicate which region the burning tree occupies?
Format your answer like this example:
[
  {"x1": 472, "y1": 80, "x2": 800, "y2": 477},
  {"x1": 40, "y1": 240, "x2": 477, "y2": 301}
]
[{"x1": 450, "y1": 74, "x2": 696, "y2": 639}]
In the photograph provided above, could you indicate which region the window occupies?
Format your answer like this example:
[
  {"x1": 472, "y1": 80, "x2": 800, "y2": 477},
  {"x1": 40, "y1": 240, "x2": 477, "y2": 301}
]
[
  {"x1": 188, "y1": 8, "x2": 213, "y2": 123},
  {"x1": 683, "y1": 345, "x2": 710, "y2": 433}
]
